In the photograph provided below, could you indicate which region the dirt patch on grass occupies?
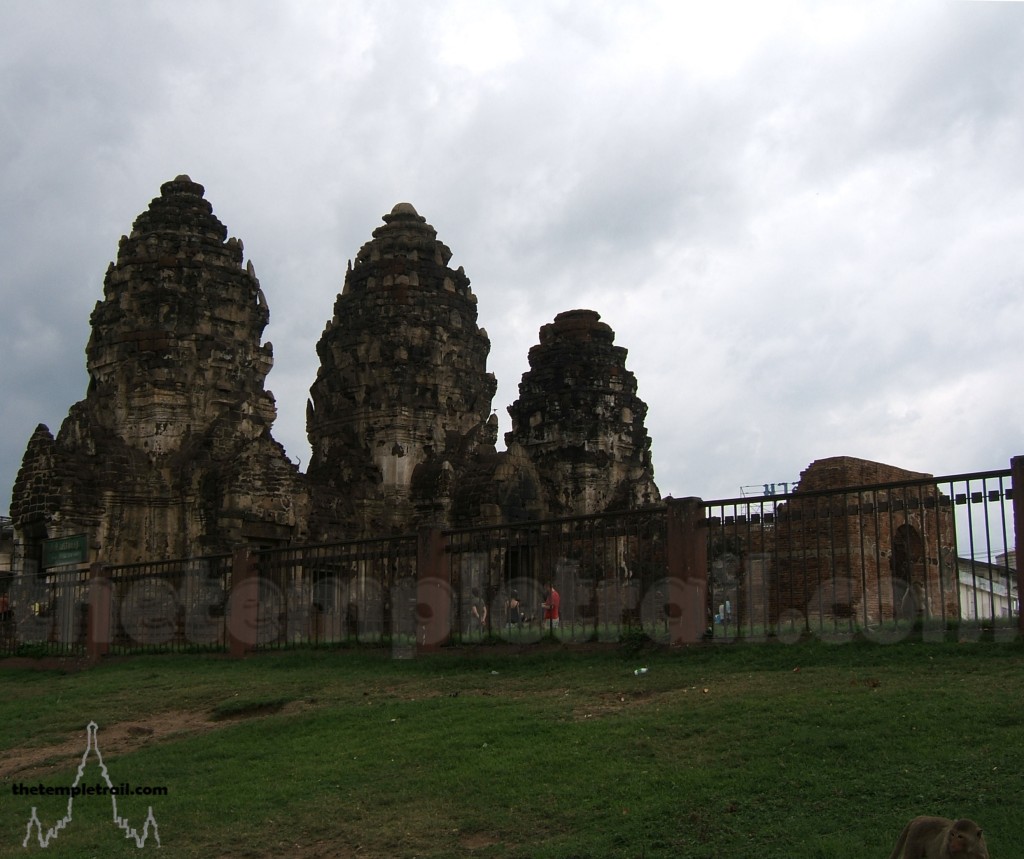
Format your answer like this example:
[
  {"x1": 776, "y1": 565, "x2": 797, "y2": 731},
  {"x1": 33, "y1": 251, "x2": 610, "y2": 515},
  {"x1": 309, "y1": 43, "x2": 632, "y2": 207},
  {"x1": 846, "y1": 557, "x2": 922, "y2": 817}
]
[
  {"x1": 460, "y1": 831, "x2": 502, "y2": 851},
  {"x1": 0, "y1": 655, "x2": 94, "y2": 672},
  {"x1": 0, "y1": 710, "x2": 217, "y2": 780},
  {"x1": 211, "y1": 695, "x2": 293, "y2": 721},
  {"x1": 0, "y1": 700, "x2": 311, "y2": 780},
  {"x1": 572, "y1": 688, "x2": 657, "y2": 720}
]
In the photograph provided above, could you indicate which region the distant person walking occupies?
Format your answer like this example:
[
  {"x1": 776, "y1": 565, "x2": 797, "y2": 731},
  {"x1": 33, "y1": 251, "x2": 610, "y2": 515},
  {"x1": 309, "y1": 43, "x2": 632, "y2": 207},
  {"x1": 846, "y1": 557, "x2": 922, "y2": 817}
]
[
  {"x1": 541, "y1": 582, "x2": 560, "y2": 629},
  {"x1": 467, "y1": 587, "x2": 487, "y2": 635},
  {"x1": 507, "y1": 590, "x2": 524, "y2": 626}
]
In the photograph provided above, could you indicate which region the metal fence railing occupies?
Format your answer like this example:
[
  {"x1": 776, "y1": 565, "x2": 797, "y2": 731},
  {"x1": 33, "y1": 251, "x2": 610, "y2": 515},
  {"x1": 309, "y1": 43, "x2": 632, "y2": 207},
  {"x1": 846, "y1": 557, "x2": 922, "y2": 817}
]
[
  {"x1": 0, "y1": 466, "x2": 1018, "y2": 658},
  {"x1": 445, "y1": 509, "x2": 669, "y2": 644},
  {"x1": 705, "y1": 468, "x2": 1016, "y2": 642},
  {"x1": 253, "y1": 536, "x2": 418, "y2": 650},
  {"x1": 104, "y1": 556, "x2": 234, "y2": 654},
  {"x1": 0, "y1": 568, "x2": 90, "y2": 657},
  {"x1": 0, "y1": 556, "x2": 233, "y2": 657}
]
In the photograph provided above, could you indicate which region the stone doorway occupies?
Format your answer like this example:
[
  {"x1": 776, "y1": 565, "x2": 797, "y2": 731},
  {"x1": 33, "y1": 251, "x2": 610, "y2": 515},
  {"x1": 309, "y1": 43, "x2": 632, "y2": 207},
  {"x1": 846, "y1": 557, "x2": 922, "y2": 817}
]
[{"x1": 892, "y1": 523, "x2": 926, "y2": 620}]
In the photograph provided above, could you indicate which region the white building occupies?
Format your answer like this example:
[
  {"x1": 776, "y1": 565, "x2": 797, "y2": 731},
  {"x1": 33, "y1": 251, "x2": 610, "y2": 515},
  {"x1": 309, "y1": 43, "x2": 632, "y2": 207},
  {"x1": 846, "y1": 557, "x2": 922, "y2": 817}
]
[{"x1": 958, "y1": 553, "x2": 1018, "y2": 621}]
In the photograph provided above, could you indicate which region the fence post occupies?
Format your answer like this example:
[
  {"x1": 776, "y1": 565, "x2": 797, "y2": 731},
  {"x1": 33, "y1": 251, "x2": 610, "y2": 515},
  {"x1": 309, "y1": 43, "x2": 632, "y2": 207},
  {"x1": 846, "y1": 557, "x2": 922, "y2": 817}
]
[
  {"x1": 1013, "y1": 456, "x2": 1024, "y2": 638},
  {"x1": 665, "y1": 497, "x2": 709, "y2": 645},
  {"x1": 228, "y1": 548, "x2": 259, "y2": 658},
  {"x1": 416, "y1": 526, "x2": 451, "y2": 653},
  {"x1": 87, "y1": 562, "x2": 111, "y2": 662}
]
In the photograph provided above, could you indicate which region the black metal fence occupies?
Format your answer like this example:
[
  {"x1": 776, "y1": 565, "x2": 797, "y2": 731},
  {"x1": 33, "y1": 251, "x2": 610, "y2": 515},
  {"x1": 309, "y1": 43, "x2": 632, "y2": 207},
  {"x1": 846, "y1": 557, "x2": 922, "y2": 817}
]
[
  {"x1": 0, "y1": 465, "x2": 1018, "y2": 658},
  {"x1": 444, "y1": 509, "x2": 668, "y2": 644},
  {"x1": 252, "y1": 535, "x2": 418, "y2": 651},
  {"x1": 705, "y1": 467, "x2": 1017, "y2": 643},
  {"x1": 0, "y1": 556, "x2": 233, "y2": 657}
]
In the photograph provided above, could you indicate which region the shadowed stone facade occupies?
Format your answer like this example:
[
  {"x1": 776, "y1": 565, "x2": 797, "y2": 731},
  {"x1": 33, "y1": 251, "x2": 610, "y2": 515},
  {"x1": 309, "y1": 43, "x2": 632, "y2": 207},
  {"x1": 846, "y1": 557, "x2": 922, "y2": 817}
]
[
  {"x1": 10, "y1": 176, "x2": 309, "y2": 567},
  {"x1": 774, "y1": 456, "x2": 958, "y2": 625},
  {"x1": 507, "y1": 309, "x2": 660, "y2": 517},
  {"x1": 9, "y1": 181, "x2": 663, "y2": 567},
  {"x1": 306, "y1": 203, "x2": 500, "y2": 536},
  {"x1": 730, "y1": 456, "x2": 958, "y2": 629}
]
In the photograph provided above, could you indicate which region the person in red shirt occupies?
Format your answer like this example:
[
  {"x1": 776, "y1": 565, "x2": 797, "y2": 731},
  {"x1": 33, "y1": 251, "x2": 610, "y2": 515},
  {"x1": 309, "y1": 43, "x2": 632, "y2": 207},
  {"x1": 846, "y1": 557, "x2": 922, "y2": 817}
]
[{"x1": 542, "y1": 582, "x2": 560, "y2": 629}]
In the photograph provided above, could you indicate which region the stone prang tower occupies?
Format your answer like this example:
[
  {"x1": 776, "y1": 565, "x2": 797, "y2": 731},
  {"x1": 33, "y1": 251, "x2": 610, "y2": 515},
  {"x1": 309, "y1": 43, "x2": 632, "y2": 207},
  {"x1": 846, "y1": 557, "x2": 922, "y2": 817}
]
[
  {"x1": 10, "y1": 182, "x2": 666, "y2": 569},
  {"x1": 306, "y1": 203, "x2": 499, "y2": 536},
  {"x1": 10, "y1": 176, "x2": 308, "y2": 564},
  {"x1": 507, "y1": 309, "x2": 659, "y2": 516}
]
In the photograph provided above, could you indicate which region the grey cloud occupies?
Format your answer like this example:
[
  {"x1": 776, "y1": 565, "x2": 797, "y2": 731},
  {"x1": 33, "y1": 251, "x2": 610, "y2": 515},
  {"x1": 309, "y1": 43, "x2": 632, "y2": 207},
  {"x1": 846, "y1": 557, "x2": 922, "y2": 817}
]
[{"x1": 2, "y1": 0, "x2": 1022, "y2": 517}]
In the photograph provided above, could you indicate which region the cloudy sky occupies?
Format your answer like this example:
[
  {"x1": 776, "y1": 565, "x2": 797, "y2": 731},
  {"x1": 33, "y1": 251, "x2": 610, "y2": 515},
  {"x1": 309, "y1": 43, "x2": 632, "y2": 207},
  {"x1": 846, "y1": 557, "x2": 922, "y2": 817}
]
[{"x1": 2, "y1": 0, "x2": 1022, "y2": 517}]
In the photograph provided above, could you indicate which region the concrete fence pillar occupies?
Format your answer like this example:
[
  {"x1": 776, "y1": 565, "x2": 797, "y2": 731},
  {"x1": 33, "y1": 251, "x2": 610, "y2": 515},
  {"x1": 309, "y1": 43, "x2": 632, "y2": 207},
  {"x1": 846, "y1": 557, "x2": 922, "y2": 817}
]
[
  {"x1": 228, "y1": 548, "x2": 260, "y2": 658},
  {"x1": 1012, "y1": 456, "x2": 1024, "y2": 637},
  {"x1": 416, "y1": 526, "x2": 451, "y2": 653},
  {"x1": 665, "y1": 497, "x2": 709, "y2": 645},
  {"x1": 87, "y1": 562, "x2": 112, "y2": 662}
]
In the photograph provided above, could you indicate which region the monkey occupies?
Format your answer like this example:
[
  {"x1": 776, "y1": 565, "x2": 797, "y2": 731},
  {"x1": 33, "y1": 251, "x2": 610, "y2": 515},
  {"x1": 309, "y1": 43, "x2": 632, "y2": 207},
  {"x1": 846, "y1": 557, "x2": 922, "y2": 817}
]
[{"x1": 887, "y1": 816, "x2": 988, "y2": 859}]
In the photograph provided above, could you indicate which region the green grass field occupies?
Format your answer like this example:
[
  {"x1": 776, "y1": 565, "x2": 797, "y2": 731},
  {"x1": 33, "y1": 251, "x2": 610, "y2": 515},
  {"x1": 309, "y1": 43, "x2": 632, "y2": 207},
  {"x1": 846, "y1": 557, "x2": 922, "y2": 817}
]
[{"x1": 1, "y1": 636, "x2": 1021, "y2": 858}]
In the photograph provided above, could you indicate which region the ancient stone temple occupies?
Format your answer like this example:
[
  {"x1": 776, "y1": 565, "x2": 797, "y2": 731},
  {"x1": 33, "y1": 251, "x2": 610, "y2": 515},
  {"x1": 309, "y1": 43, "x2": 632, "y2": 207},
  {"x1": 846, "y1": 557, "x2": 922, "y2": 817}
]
[
  {"x1": 9, "y1": 180, "x2": 668, "y2": 569},
  {"x1": 10, "y1": 176, "x2": 308, "y2": 567},
  {"x1": 745, "y1": 456, "x2": 958, "y2": 628},
  {"x1": 305, "y1": 203, "x2": 503, "y2": 536},
  {"x1": 506, "y1": 309, "x2": 660, "y2": 517}
]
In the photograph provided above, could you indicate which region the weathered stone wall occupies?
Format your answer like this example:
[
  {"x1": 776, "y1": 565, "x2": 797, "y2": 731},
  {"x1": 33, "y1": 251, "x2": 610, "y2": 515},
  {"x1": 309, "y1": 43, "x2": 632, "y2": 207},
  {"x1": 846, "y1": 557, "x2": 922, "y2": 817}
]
[
  {"x1": 10, "y1": 177, "x2": 308, "y2": 565},
  {"x1": 88, "y1": 175, "x2": 277, "y2": 451},
  {"x1": 0, "y1": 516, "x2": 15, "y2": 572},
  {"x1": 305, "y1": 203, "x2": 501, "y2": 537},
  {"x1": 10, "y1": 183, "x2": 668, "y2": 566},
  {"x1": 769, "y1": 456, "x2": 958, "y2": 627},
  {"x1": 506, "y1": 309, "x2": 660, "y2": 517},
  {"x1": 11, "y1": 177, "x2": 967, "y2": 615}
]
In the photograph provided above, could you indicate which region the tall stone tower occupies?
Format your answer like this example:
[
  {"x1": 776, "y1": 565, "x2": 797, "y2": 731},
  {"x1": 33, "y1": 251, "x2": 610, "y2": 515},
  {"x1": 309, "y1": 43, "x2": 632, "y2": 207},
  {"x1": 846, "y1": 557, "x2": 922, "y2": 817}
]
[
  {"x1": 506, "y1": 309, "x2": 660, "y2": 516},
  {"x1": 10, "y1": 176, "x2": 307, "y2": 564},
  {"x1": 306, "y1": 203, "x2": 498, "y2": 536}
]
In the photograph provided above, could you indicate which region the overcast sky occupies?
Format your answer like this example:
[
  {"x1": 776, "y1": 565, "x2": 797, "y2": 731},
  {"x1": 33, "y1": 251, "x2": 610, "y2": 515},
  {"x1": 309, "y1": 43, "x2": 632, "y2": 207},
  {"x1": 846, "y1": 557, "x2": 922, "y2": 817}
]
[{"x1": 2, "y1": 0, "x2": 1022, "y2": 517}]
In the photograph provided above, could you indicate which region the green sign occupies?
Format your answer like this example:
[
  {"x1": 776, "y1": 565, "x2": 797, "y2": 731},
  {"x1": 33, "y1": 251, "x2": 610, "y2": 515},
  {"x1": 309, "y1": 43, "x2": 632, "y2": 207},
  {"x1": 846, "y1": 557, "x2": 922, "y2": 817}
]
[{"x1": 42, "y1": 534, "x2": 89, "y2": 568}]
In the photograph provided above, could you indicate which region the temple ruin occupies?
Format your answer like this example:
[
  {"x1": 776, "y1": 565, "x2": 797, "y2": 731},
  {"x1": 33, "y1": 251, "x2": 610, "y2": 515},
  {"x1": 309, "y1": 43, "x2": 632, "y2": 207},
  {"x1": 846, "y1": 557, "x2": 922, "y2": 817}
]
[
  {"x1": 712, "y1": 456, "x2": 959, "y2": 631},
  {"x1": 771, "y1": 456, "x2": 958, "y2": 625},
  {"x1": 10, "y1": 177, "x2": 310, "y2": 567},
  {"x1": 506, "y1": 308, "x2": 659, "y2": 518},
  {"x1": 305, "y1": 202, "x2": 501, "y2": 537},
  {"x1": 9, "y1": 179, "x2": 661, "y2": 569}
]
